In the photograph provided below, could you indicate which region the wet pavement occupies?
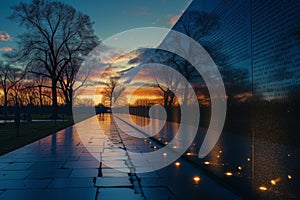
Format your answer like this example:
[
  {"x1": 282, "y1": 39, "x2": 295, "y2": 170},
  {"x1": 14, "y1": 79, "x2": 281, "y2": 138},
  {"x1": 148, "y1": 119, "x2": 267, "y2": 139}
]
[{"x1": 0, "y1": 114, "x2": 240, "y2": 200}]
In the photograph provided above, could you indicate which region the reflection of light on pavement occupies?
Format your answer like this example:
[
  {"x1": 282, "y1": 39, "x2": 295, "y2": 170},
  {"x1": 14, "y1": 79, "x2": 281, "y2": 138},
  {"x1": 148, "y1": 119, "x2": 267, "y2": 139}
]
[
  {"x1": 174, "y1": 162, "x2": 181, "y2": 167},
  {"x1": 259, "y1": 186, "x2": 267, "y2": 191},
  {"x1": 193, "y1": 176, "x2": 201, "y2": 184},
  {"x1": 225, "y1": 172, "x2": 233, "y2": 176}
]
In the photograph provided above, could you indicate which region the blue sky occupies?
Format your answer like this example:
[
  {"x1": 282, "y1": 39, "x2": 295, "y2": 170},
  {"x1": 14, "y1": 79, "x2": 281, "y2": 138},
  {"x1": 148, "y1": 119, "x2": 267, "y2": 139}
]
[{"x1": 0, "y1": 0, "x2": 220, "y2": 59}]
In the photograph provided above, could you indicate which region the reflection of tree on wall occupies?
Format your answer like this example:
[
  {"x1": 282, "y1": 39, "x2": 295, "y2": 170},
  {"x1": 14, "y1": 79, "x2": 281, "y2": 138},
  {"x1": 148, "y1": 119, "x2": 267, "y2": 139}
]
[
  {"x1": 170, "y1": 11, "x2": 221, "y2": 106},
  {"x1": 153, "y1": 69, "x2": 179, "y2": 110},
  {"x1": 226, "y1": 68, "x2": 251, "y2": 106}
]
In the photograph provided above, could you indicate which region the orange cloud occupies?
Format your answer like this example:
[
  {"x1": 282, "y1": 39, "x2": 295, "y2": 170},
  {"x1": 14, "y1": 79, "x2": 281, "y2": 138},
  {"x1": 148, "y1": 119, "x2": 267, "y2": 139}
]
[
  {"x1": 0, "y1": 32, "x2": 12, "y2": 41},
  {"x1": 0, "y1": 47, "x2": 13, "y2": 51},
  {"x1": 5, "y1": 33, "x2": 11, "y2": 41},
  {"x1": 168, "y1": 14, "x2": 181, "y2": 26}
]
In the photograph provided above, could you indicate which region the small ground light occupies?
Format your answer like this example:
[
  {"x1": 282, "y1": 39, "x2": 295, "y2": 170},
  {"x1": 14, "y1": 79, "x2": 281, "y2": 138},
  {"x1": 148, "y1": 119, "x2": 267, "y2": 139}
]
[
  {"x1": 173, "y1": 146, "x2": 177, "y2": 149},
  {"x1": 225, "y1": 172, "x2": 233, "y2": 176},
  {"x1": 247, "y1": 157, "x2": 251, "y2": 161},
  {"x1": 153, "y1": 146, "x2": 157, "y2": 149},
  {"x1": 144, "y1": 139, "x2": 147, "y2": 142},
  {"x1": 186, "y1": 152, "x2": 192, "y2": 156},
  {"x1": 204, "y1": 161, "x2": 210, "y2": 165},
  {"x1": 216, "y1": 155, "x2": 220, "y2": 158},
  {"x1": 270, "y1": 178, "x2": 280, "y2": 185},
  {"x1": 238, "y1": 166, "x2": 242, "y2": 170},
  {"x1": 193, "y1": 176, "x2": 201, "y2": 184},
  {"x1": 219, "y1": 150, "x2": 223, "y2": 153},
  {"x1": 163, "y1": 153, "x2": 167, "y2": 156},
  {"x1": 288, "y1": 175, "x2": 292, "y2": 179},
  {"x1": 271, "y1": 180, "x2": 276, "y2": 185},
  {"x1": 164, "y1": 142, "x2": 168, "y2": 145},
  {"x1": 259, "y1": 186, "x2": 267, "y2": 191},
  {"x1": 175, "y1": 162, "x2": 181, "y2": 167}
]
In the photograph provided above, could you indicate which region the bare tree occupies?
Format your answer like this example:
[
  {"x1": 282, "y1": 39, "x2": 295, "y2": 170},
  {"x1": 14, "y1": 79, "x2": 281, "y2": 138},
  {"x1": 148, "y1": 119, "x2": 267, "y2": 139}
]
[
  {"x1": 102, "y1": 77, "x2": 120, "y2": 108},
  {"x1": 9, "y1": 0, "x2": 99, "y2": 118},
  {"x1": 0, "y1": 62, "x2": 24, "y2": 116},
  {"x1": 153, "y1": 70, "x2": 179, "y2": 110},
  {"x1": 9, "y1": 68, "x2": 25, "y2": 105}
]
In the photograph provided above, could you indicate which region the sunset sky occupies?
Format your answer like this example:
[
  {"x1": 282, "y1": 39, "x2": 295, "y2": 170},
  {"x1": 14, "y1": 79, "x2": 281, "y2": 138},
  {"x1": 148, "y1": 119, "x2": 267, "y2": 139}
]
[
  {"x1": 0, "y1": 0, "x2": 192, "y2": 56},
  {"x1": 0, "y1": 0, "x2": 221, "y2": 57},
  {"x1": 0, "y1": 0, "x2": 220, "y2": 106}
]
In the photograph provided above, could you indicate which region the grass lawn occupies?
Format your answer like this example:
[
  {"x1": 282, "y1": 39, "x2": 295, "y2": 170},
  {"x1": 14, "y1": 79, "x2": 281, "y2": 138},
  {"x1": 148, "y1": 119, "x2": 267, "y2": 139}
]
[{"x1": 0, "y1": 114, "x2": 73, "y2": 155}]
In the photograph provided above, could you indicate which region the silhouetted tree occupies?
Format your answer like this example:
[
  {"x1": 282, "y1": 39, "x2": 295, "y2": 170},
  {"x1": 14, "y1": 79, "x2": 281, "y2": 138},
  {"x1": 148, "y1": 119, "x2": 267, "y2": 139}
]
[
  {"x1": 102, "y1": 77, "x2": 120, "y2": 108},
  {"x1": 0, "y1": 62, "x2": 24, "y2": 117},
  {"x1": 9, "y1": 0, "x2": 99, "y2": 118}
]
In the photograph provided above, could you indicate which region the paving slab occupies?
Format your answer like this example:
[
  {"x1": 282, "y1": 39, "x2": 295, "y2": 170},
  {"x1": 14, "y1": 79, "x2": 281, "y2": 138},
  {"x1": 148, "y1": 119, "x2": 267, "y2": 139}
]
[
  {"x1": 101, "y1": 168, "x2": 129, "y2": 177},
  {"x1": 26, "y1": 169, "x2": 72, "y2": 179},
  {"x1": 69, "y1": 168, "x2": 98, "y2": 178},
  {"x1": 2, "y1": 163, "x2": 33, "y2": 171},
  {"x1": 95, "y1": 177, "x2": 132, "y2": 187},
  {"x1": 47, "y1": 178, "x2": 94, "y2": 188},
  {"x1": 0, "y1": 171, "x2": 31, "y2": 180},
  {"x1": 97, "y1": 188, "x2": 144, "y2": 200},
  {"x1": 0, "y1": 188, "x2": 97, "y2": 200},
  {"x1": 29, "y1": 161, "x2": 65, "y2": 170},
  {"x1": 0, "y1": 179, "x2": 51, "y2": 189},
  {"x1": 63, "y1": 160, "x2": 100, "y2": 169}
]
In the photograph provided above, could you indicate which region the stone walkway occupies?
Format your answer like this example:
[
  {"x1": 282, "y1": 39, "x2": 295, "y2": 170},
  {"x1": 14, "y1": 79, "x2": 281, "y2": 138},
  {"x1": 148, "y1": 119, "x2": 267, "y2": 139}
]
[{"x1": 0, "y1": 114, "x2": 240, "y2": 200}]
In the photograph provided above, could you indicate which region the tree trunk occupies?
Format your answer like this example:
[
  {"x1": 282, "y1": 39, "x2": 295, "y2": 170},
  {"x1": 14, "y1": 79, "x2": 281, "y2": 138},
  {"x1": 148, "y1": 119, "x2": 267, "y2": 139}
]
[
  {"x1": 38, "y1": 85, "x2": 43, "y2": 114},
  {"x1": 3, "y1": 90, "x2": 8, "y2": 119},
  {"x1": 51, "y1": 80, "x2": 59, "y2": 119},
  {"x1": 182, "y1": 81, "x2": 189, "y2": 108},
  {"x1": 67, "y1": 88, "x2": 73, "y2": 115}
]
